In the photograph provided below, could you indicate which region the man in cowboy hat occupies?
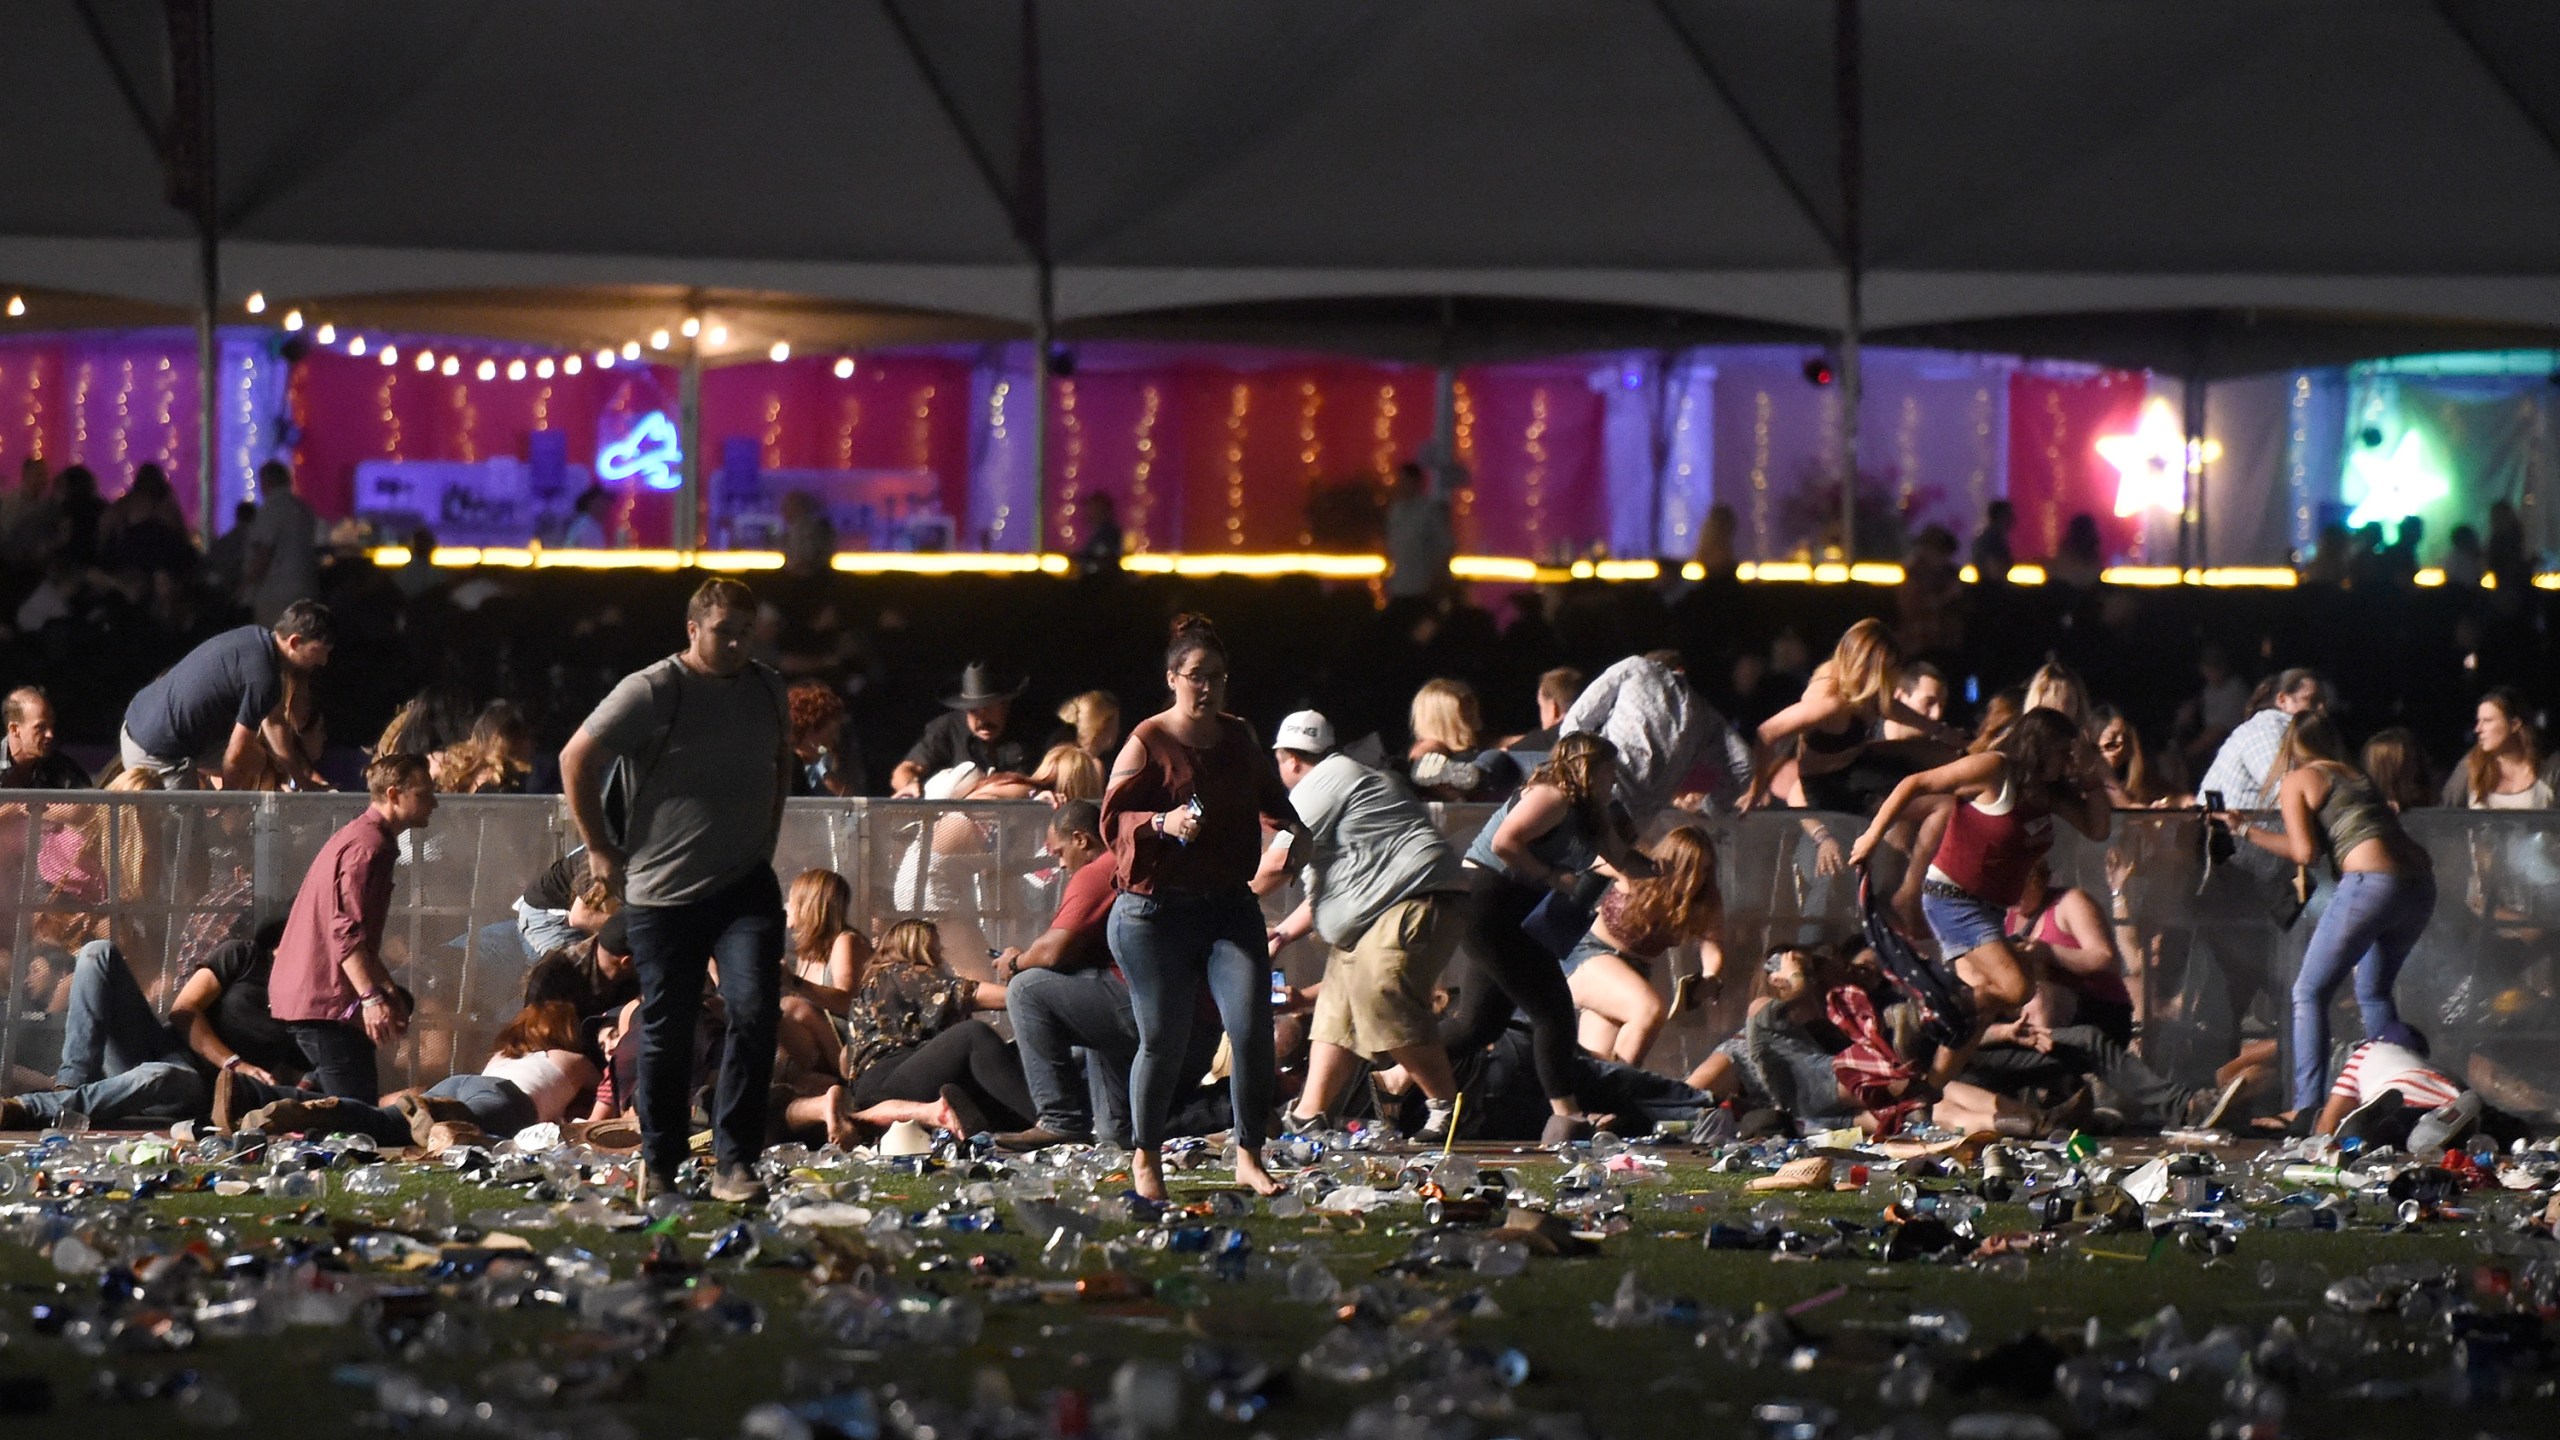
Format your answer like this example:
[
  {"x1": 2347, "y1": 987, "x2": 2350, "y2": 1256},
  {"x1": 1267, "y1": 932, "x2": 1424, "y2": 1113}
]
[{"x1": 892, "y1": 660, "x2": 1032, "y2": 797}]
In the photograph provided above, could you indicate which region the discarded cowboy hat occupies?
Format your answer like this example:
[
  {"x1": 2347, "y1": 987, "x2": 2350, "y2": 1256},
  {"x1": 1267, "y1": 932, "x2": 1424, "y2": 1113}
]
[
  {"x1": 943, "y1": 662, "x2": 1026, "y2": 709},
  {"x1": 876, "y1": 1119, "x2": 934, "y2": 1156}
]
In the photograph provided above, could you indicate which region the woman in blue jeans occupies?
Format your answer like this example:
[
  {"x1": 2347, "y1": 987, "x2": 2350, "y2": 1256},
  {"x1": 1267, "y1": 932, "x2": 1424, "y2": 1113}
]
[
  {"x1": 1100, "y1": 615, "x2": 1302, "y2": 1200},
  {"x1": 2217, "y1": 711, "x2": 2437, "y2": 1130}
]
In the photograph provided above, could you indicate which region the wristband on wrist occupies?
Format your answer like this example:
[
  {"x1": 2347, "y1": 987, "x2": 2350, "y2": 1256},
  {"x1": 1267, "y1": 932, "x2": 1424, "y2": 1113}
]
[{"x1": 219, "y1": 1054, "x2": 241, "y2": 1071}]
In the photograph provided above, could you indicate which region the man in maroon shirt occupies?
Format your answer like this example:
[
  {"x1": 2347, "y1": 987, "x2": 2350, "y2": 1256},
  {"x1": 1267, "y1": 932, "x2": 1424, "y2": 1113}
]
[{"x1": 266, "y1": 753, "x2": 436, "y2": 1105}]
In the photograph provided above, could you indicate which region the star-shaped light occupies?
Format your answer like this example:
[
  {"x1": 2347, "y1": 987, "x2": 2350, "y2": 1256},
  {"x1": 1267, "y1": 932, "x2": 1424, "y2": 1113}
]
[
  {"x1": 2096, "y1": 397, "x2": 2220, "y2": 518},
  {"x1": 2344, "y1": 429, "x2": 2450, "y2": 531}
]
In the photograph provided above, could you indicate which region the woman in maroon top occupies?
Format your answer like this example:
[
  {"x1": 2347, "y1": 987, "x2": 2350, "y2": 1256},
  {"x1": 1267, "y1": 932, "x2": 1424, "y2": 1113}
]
[{"x1": 1101, "y1": 615, "x2": 1302, "y2": 1200}]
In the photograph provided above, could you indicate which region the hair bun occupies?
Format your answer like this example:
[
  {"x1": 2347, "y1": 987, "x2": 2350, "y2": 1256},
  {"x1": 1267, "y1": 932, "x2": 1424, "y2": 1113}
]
[{"x1": 1170, "y1": 613, "x2": 1217, "y2": 642}]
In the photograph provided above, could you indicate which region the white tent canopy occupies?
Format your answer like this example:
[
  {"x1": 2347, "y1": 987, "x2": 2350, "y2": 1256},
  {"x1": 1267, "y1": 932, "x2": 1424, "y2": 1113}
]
[{"x1": 8, "y1": 0, "x2": 2560, "y2": 345}]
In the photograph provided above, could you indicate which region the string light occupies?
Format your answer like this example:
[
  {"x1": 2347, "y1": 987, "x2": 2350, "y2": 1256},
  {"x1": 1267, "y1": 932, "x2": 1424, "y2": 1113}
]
[
  {"x1": 504, "y1": 359, "x2": 525, "y2": 381},
  {"x1": 563, "y1": 355, "x2": 582, "y2": 376},
  {"x1": 1749, "y1": 389, "x2": 1772, "y2": 557},
  {"x1": 648, "y1": 329, "x2": 670, "y2": 351},
  {"x1": 910, "y1": 384, "x2": 935, "y2": 470},
  {"x1": 1522, "y1": 387, "x2": 1551, "y2": 544},
  {"x1": 441, "y1": 356, "x2": 460, "y2": 377},
  {"x1": 833, "y1": 357, "x2": 855, "y2": 379},
  {"x1": 1297, "y1": 377, "x2": 1321, "y2": 475},
  {"x1": 1057, "y1": 379, "x2": 1083, "y2": 545},
  {"x1": 282, "y1": 309, "x2": 304, "y2": 332},
  {"x1": 769, "y1": 341, "x2": 790, "y2": 362},
  {"x1": 243, "y1": 292, "x2": 265, "y2": 315},
  {"x1": 1372, "y1": 382, "x2": 1399, "y2": 477},
  {"x1": 535, "y1": 358, "x2": 554, "y2": 379},
  {"x1": 621, "y1": 341, "x2": 641, "y2": 360},
  {"x1": 1224, "y1": 381, "x2": 1251, "y2": 547},
  {"x1": 379, "y1": 345, "x2": 397, "y2": 367},
  {"x1": 1129, "y1": 382, "x2": 1161, "y2": 551},
  {"x1": 315, "y1": 322, "x2": 336, "y2": 345},
  {"x1": 707, "y1": 324, "x2": 728, "y2": 347},
  {"x1": 4, "y1": 295, "x2": 23, "y2": 318},
  {"x1": 347, "y1": 335, "x2": 367, "y2": 356},
  {"x1": 680, "y1": 316, "x2": 701, "y2": 339},
  {"x1": 415, "y1": 349, "x2": 435, "y2": 372},
  {"x1": 475, "y1": 359, "x2": 497, "y2": 381}
]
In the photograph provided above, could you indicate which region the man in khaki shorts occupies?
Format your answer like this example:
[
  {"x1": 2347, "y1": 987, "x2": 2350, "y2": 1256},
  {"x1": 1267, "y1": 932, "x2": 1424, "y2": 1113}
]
[{"x1": 1266, "y1": 711, "x2": 1469, "y2": 1139}]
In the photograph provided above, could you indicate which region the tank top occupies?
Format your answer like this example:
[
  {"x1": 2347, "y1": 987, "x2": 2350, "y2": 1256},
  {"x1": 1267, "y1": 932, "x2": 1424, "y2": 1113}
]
[
  {"x1": 1926, "y1": 770, "x2": 2053, "y2": 908},
  {"x1": 482, "y1": 1050, "x2": 582, "y2": 1123},
  {"x1": 1463, "y1": 788, "x2": 1599, "y2": 879},
  {"x1": 2480, "y1": 779, "x2": 2554, "y2": 810},
  {"x1": 2004, "y1": 891, "x2": 2130, "y2": 1007},
  {"x1": 2314, "y1": 766, "x2": 2400, "y2": 863}
]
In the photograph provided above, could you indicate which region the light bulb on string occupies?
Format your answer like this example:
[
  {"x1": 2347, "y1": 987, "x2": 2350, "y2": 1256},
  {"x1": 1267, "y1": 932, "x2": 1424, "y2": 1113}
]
[
  {"x1": 564, "y1": 355, "x2": 582, "y2": 375},
  {"x1": 707, "y1": 324, "x2": 728, "y2": 347},
  {"x1": 283, "y1": 309, "x2": 304, "y2": 332},
  {"x1": 536, "y1": 358, "x2": 554, "y2": 379},
  {"x1": 507, "y1": 359, "x2": 527, "y2": 381},
  {"x1": 348, "y1": 335, "x2": 367, "y2": 356},
  {"x1": 315, "y1": 323, "x2": 336, "y2": 345},
  {"x1": 415, "y1": 349, "x2": 435, "y2": 372},
  {"x1": 442, "y1": 356, "x2": 460, "y2": 377},
  {"x1": 649, "y1": 329, "x2": 670, "y2": 351},
  {"x1": 769, "y1": 342, "x2": 791, "y2": 362},
  {"x1": 621, "y1": 341, "x2": 641, "y2": 360},
  {"x1": 5, "y1": 295, "x2": 25, "y2": 318},
  {"x1": 244, "y1": 292, "x2": 266, "y2": 315},
  {"x1": 681, "y1": 316, "x2": 701, "y2": 339},
  {"x1": 834, "y1": 357, "x2": 855, "y2": 379},
  {"x1": 379, "y1": 345, "x2": 398, "y2": 367}
]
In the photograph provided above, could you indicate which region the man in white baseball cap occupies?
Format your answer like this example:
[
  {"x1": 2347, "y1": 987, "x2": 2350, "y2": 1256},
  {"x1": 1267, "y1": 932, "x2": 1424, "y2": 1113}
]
[{"x1": 1266, "y1": 709, "x2": 1470, "y2": 1138}]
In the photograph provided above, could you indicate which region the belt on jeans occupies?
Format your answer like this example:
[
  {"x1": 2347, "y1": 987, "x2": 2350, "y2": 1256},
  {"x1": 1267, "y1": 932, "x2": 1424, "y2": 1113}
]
[{"x1": 1920, "y1": 877, "x2": 1976, "y2": 902}]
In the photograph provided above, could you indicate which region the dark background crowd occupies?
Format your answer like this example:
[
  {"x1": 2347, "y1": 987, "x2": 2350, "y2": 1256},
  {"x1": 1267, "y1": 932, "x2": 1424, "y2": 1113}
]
[{"x1": 2, "y1": 455, "x2": 2552, "y2": 799}]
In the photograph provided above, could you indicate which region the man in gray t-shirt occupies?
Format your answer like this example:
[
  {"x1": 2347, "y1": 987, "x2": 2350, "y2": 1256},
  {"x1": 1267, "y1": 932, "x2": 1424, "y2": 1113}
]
[
  {"x1": 1263, "y1": 710, "x2": 1469, "y2": 1139},
  {"x1": 562, "y1": 578, "x2": 790, "y2": 1203}
]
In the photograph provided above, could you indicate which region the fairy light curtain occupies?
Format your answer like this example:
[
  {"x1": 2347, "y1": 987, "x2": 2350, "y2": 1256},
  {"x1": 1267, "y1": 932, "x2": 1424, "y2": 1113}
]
[
  {"x1": 2004, "y1": 368, "x2": 2148, "y2": 563},
  {"x1": 0, "y1": 330, "x2": 285, "y2": 531}
]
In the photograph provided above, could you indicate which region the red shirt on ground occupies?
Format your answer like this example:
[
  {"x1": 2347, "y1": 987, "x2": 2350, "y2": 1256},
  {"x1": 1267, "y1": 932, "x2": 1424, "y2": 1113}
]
[{"x1": 270, "y1": 808, "x2": 401, "y2": 1023}]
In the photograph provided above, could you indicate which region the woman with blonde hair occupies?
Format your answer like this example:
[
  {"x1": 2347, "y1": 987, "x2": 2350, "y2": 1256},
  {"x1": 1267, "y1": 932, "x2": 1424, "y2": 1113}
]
[
  {"x1": 1564, "y1": 825, "x2": 1723, "y2": 1066},
  {"x1": 1054, "y1": 690, "x2": 1123, "y2": 763},
  {"x1": 1748, "y1": 617, "x2": 1964, "y2": 813},
  {"x1": 1408, "y1": 678, "x2": 1482, "y2": 760},
  {"x1": 784, "y1": 868, "x2": 869, "y2": 1015},
  {"x1": 2442, "y1": 688, "x2": 2559, "y2": 809},
  {"x1": 2021, "y1": 661, "x2": 2092, "y2": 735}
]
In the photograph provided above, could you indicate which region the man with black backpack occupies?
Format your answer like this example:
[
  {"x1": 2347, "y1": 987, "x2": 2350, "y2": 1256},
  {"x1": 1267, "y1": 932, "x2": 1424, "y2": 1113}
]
[{"x1": 561, "y1": 577, "x2": 791, "y2": 1204}]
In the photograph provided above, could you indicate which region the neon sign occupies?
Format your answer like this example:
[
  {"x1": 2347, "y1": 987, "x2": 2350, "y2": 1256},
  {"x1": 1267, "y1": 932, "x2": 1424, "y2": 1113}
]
[
  {"x1": 598, "y1": 411, "x2": 684, "y2": 491},
  {"x1": 2096, "y1": 397, "x2": 2219, "y2": 518},
  {"x1": 2344, "y1": 429, "x2": 2450, "y2": 531}
]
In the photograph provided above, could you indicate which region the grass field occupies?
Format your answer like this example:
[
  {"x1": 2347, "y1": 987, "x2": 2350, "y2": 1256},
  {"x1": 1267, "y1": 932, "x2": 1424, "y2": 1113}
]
[{"x1": 0, "y1": 1136, "x2": 2538, "y2": 1439}]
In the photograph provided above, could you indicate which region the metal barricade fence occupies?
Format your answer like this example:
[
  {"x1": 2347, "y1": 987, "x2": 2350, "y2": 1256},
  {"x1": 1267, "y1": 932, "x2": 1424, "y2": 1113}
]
[{"x1": 2, "y1": 793, "x2": 2552, "y2": 1098}]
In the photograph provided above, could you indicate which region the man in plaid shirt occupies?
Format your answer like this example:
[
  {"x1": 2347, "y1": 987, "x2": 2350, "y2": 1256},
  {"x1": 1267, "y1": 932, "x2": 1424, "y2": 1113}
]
[{"x1": 2197, "y1": 669, "x2": 2328, "y2": 808}]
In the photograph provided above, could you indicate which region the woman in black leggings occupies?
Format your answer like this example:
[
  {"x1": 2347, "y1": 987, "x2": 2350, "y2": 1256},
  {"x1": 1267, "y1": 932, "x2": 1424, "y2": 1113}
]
[
  {"x1": 1441, "y1": 732, "x2": 1652, "y2": 1143},
  {"x1": 840, "y1": 919, "x2": 1032, "y2": 1136}
]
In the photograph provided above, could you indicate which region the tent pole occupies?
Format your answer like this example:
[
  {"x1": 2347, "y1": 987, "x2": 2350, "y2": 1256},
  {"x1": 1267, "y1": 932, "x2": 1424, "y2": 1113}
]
[
  {"x1": 1013, "y1": 0, "x2": 1052, "y2": 556},
  {"x1": 1834, "y1": 0, "x2": 1863, "y2": 563},
  {"x1": 176, "y1": 0, "x2": 221, "y2": 544}
]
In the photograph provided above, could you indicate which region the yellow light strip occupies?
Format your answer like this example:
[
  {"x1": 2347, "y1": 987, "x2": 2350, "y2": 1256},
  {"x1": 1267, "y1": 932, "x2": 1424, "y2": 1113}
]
[
  {"x1": 1449, "y1": 556, "x2": 1540, "y2": 583},
  {"x1": 2101, "y1": 565, "x2": 2184, "y2": 587},
  {"x1": 360, "y1": 545, "x2": 2555, "y2": 590},
  {"x1": 1126, "y1": 552, "x2": 1386, "y2": 579},
  {"x1": 2196, "y1": 566, "x2": 2298, "y2": 588}
]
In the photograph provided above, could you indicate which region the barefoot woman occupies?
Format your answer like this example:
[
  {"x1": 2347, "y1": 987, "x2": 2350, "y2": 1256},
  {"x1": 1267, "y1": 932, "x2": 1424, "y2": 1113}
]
[{"x1": 1101, "y1": 615, "x2": 1303, "y2": 1199}]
